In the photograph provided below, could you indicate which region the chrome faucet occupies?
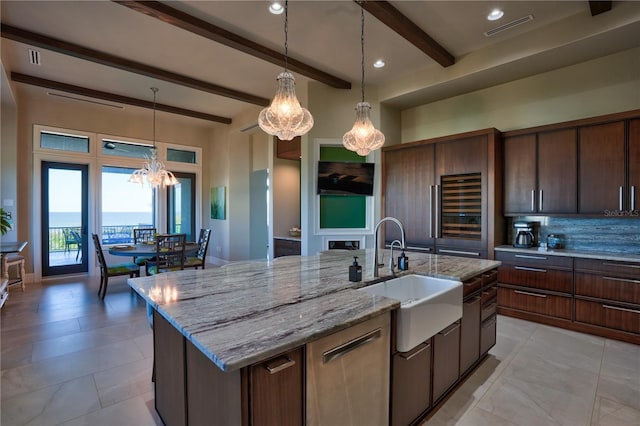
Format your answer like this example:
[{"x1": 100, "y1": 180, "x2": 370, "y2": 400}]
[
  {"x1": 373, "y1": 217, "x2": 406, "y2": 278},
  {"x1": 389, "y1": 239, "x2": 402, "y2": 274}
]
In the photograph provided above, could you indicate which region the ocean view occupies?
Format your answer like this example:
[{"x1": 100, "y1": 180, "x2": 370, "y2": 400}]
[{"x1": 49, "y1": 212, "x2": 153, "y2": 227}]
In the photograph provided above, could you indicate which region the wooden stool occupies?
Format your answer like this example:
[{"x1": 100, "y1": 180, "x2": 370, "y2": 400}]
[{"x1": 5, "y1": 253, "x2": 25, "y2": 291}]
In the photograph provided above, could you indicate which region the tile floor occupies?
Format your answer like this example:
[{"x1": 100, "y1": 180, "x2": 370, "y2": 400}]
[{"x1": 1, "y1": 276, "x2": 639, "y2": 426}]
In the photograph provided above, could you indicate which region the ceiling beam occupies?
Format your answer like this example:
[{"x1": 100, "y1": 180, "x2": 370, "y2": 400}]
[
  {"x1": 589, "y1": 1, "x2": 612, "y2": 16},
  {"x1": 1, "y1": 24, "x2": 269, "y2": 106},
  {"x1": 357, "y1": 0, "x2": 455, "y2": 68},
  {"x1": 113, "y1": 0, "x2": 351, "y2": 89},
  {"x1": 11, "y1": 72, "x2": 232, "y2": 124}
]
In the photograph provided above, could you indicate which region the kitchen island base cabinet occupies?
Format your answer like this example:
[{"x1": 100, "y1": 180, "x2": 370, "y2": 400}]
[
  {"x1": 460, "y1": 296, "x2": 481, "y2": 375},
  {"x1": 391, "y1": 342, "x2": 432, "y2": 426},
  {"x1": 432, "y1": 321, "x2": 461, "y2": 404},
  {"x1": 306, "y1": 313, "x2": 390, "y2": 426}
]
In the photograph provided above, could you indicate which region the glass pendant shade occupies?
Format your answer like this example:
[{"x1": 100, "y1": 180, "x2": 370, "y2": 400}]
[
  {"x1": 129, "y1": 147, "x2": 178, "y2": 188},
  {"x1": 129, "y1": 87, "x2": 178, "y2": 188},
  {"x1": 258, "y1": 71, "x2": 313, "y2": 141},
  {"x1": 343, "y1": 102, "x2": 385, "y2": 156}
]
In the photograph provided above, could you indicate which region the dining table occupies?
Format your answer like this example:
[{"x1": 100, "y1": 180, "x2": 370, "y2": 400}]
[{"x1": 108, "y1": 242, "x2": 199, "y2": 257}]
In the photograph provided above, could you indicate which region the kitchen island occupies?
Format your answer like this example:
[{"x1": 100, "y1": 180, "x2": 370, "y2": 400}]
[{"x1": 128, "y1": 249, "x2": 500, "y2": 426}]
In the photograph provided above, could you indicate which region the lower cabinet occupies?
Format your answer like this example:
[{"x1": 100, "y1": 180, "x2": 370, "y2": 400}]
[
  {"x1": 460, "y1": 295, "x2": 481, "y2": 375},
  {"x1": 391, "y1": 342, "x2": 431, "y2": 426},
  {"x1": 432, "y1": 321, "x2": 461, "y2": 403},
  {"x1": 480, "y1": 315, "x2": 497, "y2": 355}
]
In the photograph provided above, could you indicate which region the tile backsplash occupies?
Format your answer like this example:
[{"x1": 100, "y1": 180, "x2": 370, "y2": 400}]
[{"x1": 508, "y1": 216, "x2": 640, "y2": 254}]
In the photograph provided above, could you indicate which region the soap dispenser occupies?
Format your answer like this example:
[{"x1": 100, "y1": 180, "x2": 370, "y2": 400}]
[
  {"x1": 349, "y1": 256, "x2": 362, "y2": 282},
  {"x1": 398, "y1": 250, "x2": 409, "y2": 271}
]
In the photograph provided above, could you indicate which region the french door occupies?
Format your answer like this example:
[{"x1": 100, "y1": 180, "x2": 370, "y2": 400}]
[
  {"x1": 41, "y1": 162, "x2": 89, "y2": 276},
  {"x1": 167, "y1": 172, "x2": 196, "y2": 242}
]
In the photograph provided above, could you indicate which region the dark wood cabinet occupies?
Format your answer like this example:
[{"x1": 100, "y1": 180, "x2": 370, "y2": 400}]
[
  {"x1": 383, "y1": 144, "x2": 435, "y2": 249},
  {"x1": 503, "y1": 128, "x2": 577, "y2": 215},
  {"x1": 496, "y1": 251, "x2": 573, "y2": 321},
  {"x1": 391, "y1": 342, "x2": 431, "y2": 426},
  {"x1": 579, "y1": 121, "x2": 626, "y2": 213},
  {"x1": 460, "y1": 295, "x2": 481, "y2": 375},
  {"x1": 276, "y1": 136, "x2": 301, "y2": 160},
  {"x1": 432, "y1": 321, "x2": 461, "y2": 403},
  {"x1": 249, "y1": 349, "x2": 304, "y2": 426},
  {"x1": 382, "y1": 128, "x2": 503, "y2": 259},
  {"x1": 273, "y1": 238, "x2": 301, "y2": 258},
  {"x1": 574, "y1": 258, "x2": 640, "y2": 335},
  {"x1": 629, "y1": 119, "x2": 640, "y2": 211}
]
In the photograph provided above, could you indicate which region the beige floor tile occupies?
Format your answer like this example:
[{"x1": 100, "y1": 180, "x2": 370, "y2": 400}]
[
  {"x1": 591, "y1": 396, "x2": 640, "y2": 426},
  {"x1": 0, "y1": 374, "x2": 101, "y2": 426},
  {"x1": 93, "y1": 357, "x2": 154, "y2": 408},
  {"x1": 59, "y1": 391, "x2": 163, "y2": 426}
]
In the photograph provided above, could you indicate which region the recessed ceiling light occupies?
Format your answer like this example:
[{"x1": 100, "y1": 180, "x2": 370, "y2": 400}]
[
  {"x1": 487, "y1": 9, "x2": 504, "y2": 21},
  {"x1": 373, "y1": 59, "x2": 385, "y2": 69},
  {"x1": 269, "y1": 2, "x2": 284, "y2": 15}
]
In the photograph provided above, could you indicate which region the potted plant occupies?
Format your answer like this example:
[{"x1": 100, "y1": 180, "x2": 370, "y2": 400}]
[{"x1": 0, "y1": 208, "x2": 11, "y2": 236}]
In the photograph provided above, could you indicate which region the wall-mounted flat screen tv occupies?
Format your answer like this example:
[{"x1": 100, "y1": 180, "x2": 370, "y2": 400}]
[{"x1": 317, "y1": 161, "x2": 375, "y2": 196}]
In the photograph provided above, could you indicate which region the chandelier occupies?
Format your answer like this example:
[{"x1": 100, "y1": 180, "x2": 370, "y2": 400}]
[
  {"x1": 129, "y1": 87, "x2": 178, "y2": 188},
  {"x1": 258, "y1": 0, "x2": 313, "y2": 141},
  {"x1": 343, "y1": 6, "x2": 385, "y2": 156}
]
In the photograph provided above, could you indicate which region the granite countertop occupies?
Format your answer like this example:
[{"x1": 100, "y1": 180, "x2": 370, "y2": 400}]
[
  {"x1": 127, "y1": 249, "x2": 500, "y2": 372},
  {"x1": 495, "y1": 245, "x2": 640, "y2": 263}
]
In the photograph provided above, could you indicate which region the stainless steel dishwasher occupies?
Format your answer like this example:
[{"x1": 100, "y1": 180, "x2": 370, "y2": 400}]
[{"x1": 306, "y1": 313, "x2": 390, "y2": 426}]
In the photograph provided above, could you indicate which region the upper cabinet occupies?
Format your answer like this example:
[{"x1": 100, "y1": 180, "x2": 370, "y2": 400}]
[
  {"x1": 504, "y1": 128, "x2": 577, "y2": 215},
  {"x1": 382, "y1": 129, "x2": 503, "y2": 259},
  {"x1": 504, "y1": 109, "x2": 640, "y2": 217},
  {"x1": 579, "y1": 122, "x2": 626, "y2": 214}
]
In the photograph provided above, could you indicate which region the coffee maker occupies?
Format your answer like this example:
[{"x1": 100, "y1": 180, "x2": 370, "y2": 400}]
[{"x1": 513, "y1": 221, "x2": 535, "y2": 248}]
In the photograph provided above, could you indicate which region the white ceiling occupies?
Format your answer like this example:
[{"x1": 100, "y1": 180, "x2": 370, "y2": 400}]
[{"x1": 2, "y1": 1, "x2": 639, "y2": 128}]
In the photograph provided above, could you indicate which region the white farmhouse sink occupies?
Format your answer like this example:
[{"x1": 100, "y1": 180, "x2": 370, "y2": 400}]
[{"x1": 359, "y1": 274, "x2": 462, "y2": 352}]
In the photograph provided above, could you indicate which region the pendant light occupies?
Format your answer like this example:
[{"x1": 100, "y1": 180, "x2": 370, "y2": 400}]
[
  {"x1": 343, "y1": 6, "x2": 384, "y2": 156},
  {"x1": 129, "y1": 87, "x2": 178, "y2": 188},
  {"x1": 258, "y1": 0, "x2": 314, "y2": 141}
]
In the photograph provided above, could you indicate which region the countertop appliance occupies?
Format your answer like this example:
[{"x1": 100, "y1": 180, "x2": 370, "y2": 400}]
[{"x1": 513, "y1": 222, "x2": 535, "y2": 248}]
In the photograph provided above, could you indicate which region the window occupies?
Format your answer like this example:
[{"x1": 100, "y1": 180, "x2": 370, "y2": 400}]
[
  {"x1": 41, "y1": 131, "x2": 89, "y2": 153},
  {"x1": 167, "y1": 147, "x2": 197, "y2": 164},
  {"x1": 102, "y1": 139, "x2": 153, "y2": 159},
  {"x1": 101, "y1": 166, "x2": 155, "y2": 244}
]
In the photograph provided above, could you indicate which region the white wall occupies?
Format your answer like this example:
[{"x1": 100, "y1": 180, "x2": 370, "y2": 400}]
[
  {"x1": 273, "y1": 156, "x2": 301, "y2": 238},
  {"x1": 401, "y1": 47, "x2": 640, "y2": 142}
]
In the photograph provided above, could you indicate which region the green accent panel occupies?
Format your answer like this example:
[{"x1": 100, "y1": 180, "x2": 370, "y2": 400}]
[
  {"x1": 319, "y1": 146, "x2": 367, "y2": 229},
  {"x1": 320, "y1": 146, "x2": 365, "y2": 162}
]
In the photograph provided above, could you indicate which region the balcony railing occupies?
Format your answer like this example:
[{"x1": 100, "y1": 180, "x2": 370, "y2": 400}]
[{"x1": 48, "y1": 225, "x2": 155, "y2": 251}]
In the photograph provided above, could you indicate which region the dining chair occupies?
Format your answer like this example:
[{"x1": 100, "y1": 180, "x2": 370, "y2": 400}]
[
  {"x1": 70, "y1": 230, "x2": 83, "y2": 261},
  {"x1": 184, "y1": 228, "x2": 211, "y2": 270},
  {"x1": 91, "y1": 234, "x2": 140, "y2": 300},
  {"x1": 133, "y1": 227, "x2": 157, "y2": 266},
  {"x1": 146, "y1": 233, "x2": 187, "y2": 275}
]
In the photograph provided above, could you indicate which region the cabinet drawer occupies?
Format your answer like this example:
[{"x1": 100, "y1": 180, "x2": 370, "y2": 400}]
[
  {"x1": 498, "y1": 265, "x2": 573, "y2": 293},
  {"x1": 482, "y1": 269, "x2": 498, "y2": 286},
  {"x1": 391, "y1": 342, "x2": 431, "y2": 426},
  {"x1": 575, "y1": 258, "x2": 640, "y2": 278},
  {"x1": 498, "y1": 287, "x2": 572, "y2": 320},
  {"x1": 496, "y1": 251, "x2": 573, "y2": 269},
  {"x1": 575, "y1": 299, "x2": 640, "y2": 334},
  {"x1": 481, "y1": 284, "x2": 497, "y2": 305},
  {"x1": 575, "y1": 272, "x2": 640, "y2": 305},
  {"x1": 463, "y1": 276, "x2": 482, "y2": 297},
  {"x1": 274, "y1": 238, "x2": 301, "y2": 258}
]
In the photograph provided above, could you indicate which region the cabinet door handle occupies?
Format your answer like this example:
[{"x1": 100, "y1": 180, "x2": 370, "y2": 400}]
[
  {"x1": 619, "y1": 185, "x2": 624, "y2": 211},
  {"x1": 482, "y1": 316, "x2": 497, "y2": 328},
  {"x1": 514, "y1": 290, "x2": 547, "y2": 298},
  {"x1": 539, "y1": 189, "x2": 543, "y2": 212},
  {"x1": 400, "y1": 342, "x2": 431, "y2": 361},
  {"x1": 428, "y1": 185, "x2": 433, "y2": 239},
  {"x1": 464, "y1": 295, "x2": 481, "y2": 305},
  {"x1": 439, "y1": 249, "x2": 481, "y2": 257},
  {"x1": 515, "y1": 254, "x2": 548, "y2": 260},
  {"x1": 265, "y1": 356, "x2": 296, "y2": 374},
  {"x1": 531, "y1": 189, "x2": 536, "y2": 212},
  {"x1": 323, "y1": 328, "x2": 381, "y2": 364},
  {"x1": 514, "y1": 266, "x2": 547, "y2": 273},
  {"x1": 435, "y1": 184, "x2": 440, "y2": 239},
  {"x1": 438, "y1": 322, "x2": 461, "y2": 337},
  {"x1": 602, "y1": 304, "x2": 640, "y2": 315},
  {"x1": 602, "y1": 262, "x2": 640, "y2": 269},
  {"x1": 632, "y1": 185, "x2": 636, "y2": 211},
  {"x1": 603, "y1": 276, "x2": 640, "y2": 285},
  {"x1": 405, "y1": 246, "x2": 432, "y2": 252}
]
